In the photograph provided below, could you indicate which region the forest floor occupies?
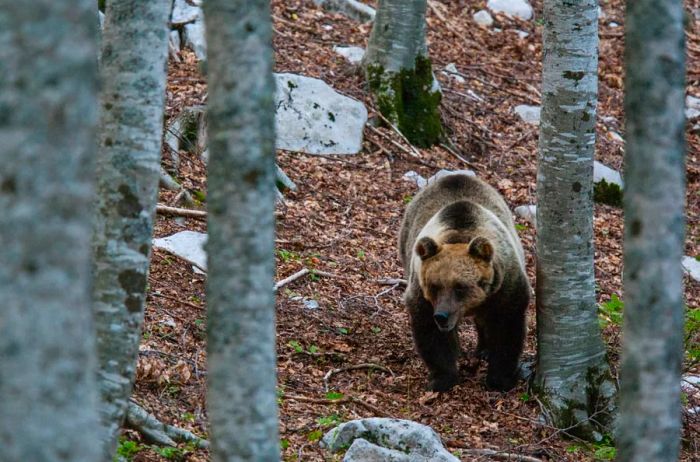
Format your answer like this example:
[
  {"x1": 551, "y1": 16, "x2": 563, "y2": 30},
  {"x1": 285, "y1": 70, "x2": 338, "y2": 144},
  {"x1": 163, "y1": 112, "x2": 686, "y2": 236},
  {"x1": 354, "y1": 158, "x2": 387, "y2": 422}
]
[{"x1": 128, "y1": 0, "x2": 700, "y2": 460}]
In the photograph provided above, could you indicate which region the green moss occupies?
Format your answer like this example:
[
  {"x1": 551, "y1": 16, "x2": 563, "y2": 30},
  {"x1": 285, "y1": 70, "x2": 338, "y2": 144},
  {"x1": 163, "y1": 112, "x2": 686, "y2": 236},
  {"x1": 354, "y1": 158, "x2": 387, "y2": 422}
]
[
  {"x1": 365, "y1": 56, "x2": 442, "y2": 148},
  {"x1": 97, "y1": 0, "x2": 105, "y2": 12},
  {"x1": 594, "y1": 179, "x2": 623, "y2": 207}
]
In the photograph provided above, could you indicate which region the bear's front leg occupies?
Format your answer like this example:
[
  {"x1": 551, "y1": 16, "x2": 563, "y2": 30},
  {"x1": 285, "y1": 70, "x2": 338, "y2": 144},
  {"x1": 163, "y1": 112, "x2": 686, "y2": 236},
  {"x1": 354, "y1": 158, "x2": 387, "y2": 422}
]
[
  {"x1": 482, "y1": 302, "x2": 526, "y2": 391},
  {"x1": 408, "y1": 295, "x2": 460, "y2": 392}
]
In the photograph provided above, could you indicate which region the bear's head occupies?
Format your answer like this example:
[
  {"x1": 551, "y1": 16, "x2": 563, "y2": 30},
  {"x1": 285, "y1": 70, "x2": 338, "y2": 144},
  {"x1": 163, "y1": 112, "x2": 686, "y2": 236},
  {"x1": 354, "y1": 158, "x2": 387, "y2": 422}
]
[{"x1": 415, "y1": 235, "x2": 500, "y2": 332}]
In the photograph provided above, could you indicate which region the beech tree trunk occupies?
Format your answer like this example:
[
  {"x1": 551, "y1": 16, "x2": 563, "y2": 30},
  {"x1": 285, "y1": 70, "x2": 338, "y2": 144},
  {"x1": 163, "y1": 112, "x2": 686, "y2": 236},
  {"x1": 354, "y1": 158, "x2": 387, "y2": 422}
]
[
  {"x1": 534, "y1": 0, "x2": 616, "y2": 439},
  {"x1": 0, "y1": 2, "x2": 102, "y2": 461},
  {"x1": 203, "y1": 0, "x2": 280, "y2": 460},
  {"x1": 362, "y1": 0, "x2": 442, "y2": 148},
  {"x1": 618, "y1": 1, "x2": 686, "y2": 460},
  {"x1": 91, "y1": 1, "x2": 171, "y2": 459}
]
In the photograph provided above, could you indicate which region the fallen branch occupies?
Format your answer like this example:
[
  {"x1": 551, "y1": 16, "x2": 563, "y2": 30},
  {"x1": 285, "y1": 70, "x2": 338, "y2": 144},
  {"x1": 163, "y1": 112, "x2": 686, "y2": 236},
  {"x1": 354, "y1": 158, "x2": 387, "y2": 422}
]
[
  {"x1": 274, "y1": 268, "x2": 346, "y2": 292},
  {"x1": 375, "y1": 277, "x2": 407, "y2": 286},
  {"x1": 285, "y1": 394, "x2": 389, "y2": 418},
  {"x1": 274, "y1": 268, "x2": 310, "y2": 291},
  {"x1": 156, "y1": 204, "x2": 207, "y2": 219},
  {"x1": 125, "y1": 401, "x2": 209, "y2": 449},
  {"x1": 444, "y1": 441, "x2": 543, "y2": 462},
  {"x1": 324, "y1": 363, "x2": 394, "y2": 391}
]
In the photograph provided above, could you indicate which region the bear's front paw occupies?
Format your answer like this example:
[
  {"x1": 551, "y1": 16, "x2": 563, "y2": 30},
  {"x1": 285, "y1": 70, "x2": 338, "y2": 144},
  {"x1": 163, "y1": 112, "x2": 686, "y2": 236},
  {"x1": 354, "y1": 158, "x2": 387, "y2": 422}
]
[
  {"x1": 485, "y1": 371, "x2": 518, "y2": 391},
  {"x1": 429, "y1": 373, "x2": 459, "y2": 392}
]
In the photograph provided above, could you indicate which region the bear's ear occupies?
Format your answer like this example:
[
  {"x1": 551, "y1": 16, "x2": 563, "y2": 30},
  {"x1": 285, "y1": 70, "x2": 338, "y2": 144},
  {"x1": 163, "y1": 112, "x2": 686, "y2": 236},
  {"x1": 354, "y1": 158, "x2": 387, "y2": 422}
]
[
  {"x1": 468, "y1": 236, "x2": 493, "y2": 262},
  {"x1": 415, "y1": 237, "x2": 440, "y2": 260}
]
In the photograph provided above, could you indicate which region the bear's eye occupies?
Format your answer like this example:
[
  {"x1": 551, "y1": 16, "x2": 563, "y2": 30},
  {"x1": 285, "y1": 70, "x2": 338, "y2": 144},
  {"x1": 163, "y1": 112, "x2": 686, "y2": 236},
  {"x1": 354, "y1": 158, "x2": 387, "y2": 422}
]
[
  {"x1": 429, "y1": 283, "x2": 440, "y2": 296},
  {"x1": 454, "y1": 283, "x2": 469, "y2": 298}
]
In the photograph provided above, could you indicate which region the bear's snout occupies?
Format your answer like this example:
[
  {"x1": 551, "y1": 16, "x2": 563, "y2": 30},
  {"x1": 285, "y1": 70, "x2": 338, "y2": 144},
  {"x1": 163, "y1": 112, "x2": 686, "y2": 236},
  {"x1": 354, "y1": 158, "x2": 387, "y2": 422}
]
[{"x1": 433, "y1": 311, "x2": 450, "y2": 329}]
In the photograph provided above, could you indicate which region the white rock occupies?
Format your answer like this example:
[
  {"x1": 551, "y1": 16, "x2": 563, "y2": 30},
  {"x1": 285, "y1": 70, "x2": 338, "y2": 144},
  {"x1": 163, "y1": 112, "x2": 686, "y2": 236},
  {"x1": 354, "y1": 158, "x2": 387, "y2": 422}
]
[
  {"x1": 274, "y1": 73, "x2": 367, "y2": 155},
  {"x1": 183, "y1": 17, "x2": 206, "y2": 60},
  {"x1": 303, "y1": 299, "x2": 320, "y2": 310},
  {"x1": 514, "y1": 104, "x2": 541, "y2": 125},
  {"x1": 321, "y1": 418, "x2": 458, "y2": 462},
  {"x1": 601, "y1": 115, "x2": 616, "y2": 124},
  {"x1": 514, "y1": 205, "x2": 536, "y2": 226},
  {"x1": 516, "y1": 30, "x2": 529, "y2": 39},
  {"x1": 473, "y1": 10, "x2": 494, "y2": 27},
  {"x1": 313, "y1": 0, "x2": 376, "y2": 22},
  {"x1": 487, "y1": 0, "x2": 533, "y2": 20},
  {"x1": 608, "y1": 131, "x2": 624, "y2": 143},
  {"x1": 442, "y1": 63, "x2": 465, "y2": 84},
  {"x1": 682, "y1": 375, "x2": 700, "y2": 396},
  {"x1": 171, "y1": 0, "x2": 200, "y2": 26},
  {"x1": 403, "y1": 171, "x2": 427, "y2": 189},
  {"x1": 686, "y1": 95, "x2": 700, "y2": 120},
  {"x1": 609, "y1": 22, "x2": 619, "y2": 28},
  {"x1": 682, "y1": 256, "x2": 700, "y2": 282},
  {"x1": 593, "y1": 161, "x2": 623, "y2": 188},
  {"x1": 333, "y1": 45, "x2": 365, "y2": 65},
  {"x1": 154, "y1": 231, "x2": 207, "y2": 272},
  {"x1": 426, "y1": 170, "x2": 476, "y2": 187}
]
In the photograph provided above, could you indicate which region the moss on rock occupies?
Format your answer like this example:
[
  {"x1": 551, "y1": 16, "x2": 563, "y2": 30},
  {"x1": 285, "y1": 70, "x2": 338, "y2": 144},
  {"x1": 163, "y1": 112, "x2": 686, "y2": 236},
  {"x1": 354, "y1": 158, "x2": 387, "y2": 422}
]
[{"x1": 366, "y1": 56, "x2": 442, "y2": 148}]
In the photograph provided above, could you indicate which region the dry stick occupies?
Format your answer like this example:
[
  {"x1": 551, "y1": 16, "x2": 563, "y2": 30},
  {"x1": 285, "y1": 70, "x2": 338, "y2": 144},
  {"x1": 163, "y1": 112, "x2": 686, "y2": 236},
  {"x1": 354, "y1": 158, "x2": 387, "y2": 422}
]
[
  {"x1": 150, "y1": 291, "x2": 204, "y2": 311},
  {"x1": 273, "y1": 268, "x2": 310, "y2": 291},
  {"x1": 285, "y1": 394, "x2": 389, "y2": 418},
  {"x1": 376, "y1": 277, "x2": 407, "y2": 286},
  {"x1": 323, "y1": 363, "x2": 394, "y2": 392},
  {"x1": 273, "y1": 268, "x2": 345, "y2": 292},
  {"x1": 443, "y1": 442, "x2": 544, "y2": 462},
  {"x1": 156, "y1": 204, "x2": 207, "y2": 219},
  {"x1": 373, "y1": 111, "x2": 423, "y2": 158}
]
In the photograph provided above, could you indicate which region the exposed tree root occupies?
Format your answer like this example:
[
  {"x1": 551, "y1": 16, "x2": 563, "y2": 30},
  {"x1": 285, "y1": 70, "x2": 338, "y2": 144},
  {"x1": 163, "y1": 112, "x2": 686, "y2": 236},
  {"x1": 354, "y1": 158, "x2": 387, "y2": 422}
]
[
  {"x1": 125, "y1": 401, "x2": 209, "y2": 449},
  {"x1": 156, "y1": 204, "x2": 207, "y2": 219}
]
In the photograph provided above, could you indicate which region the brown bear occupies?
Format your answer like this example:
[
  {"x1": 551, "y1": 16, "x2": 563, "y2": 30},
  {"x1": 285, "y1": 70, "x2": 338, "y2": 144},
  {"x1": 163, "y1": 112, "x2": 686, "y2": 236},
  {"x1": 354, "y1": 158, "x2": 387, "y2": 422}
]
[{"x1": 398, "y1": 173, "x2": 530, "y2": 392}]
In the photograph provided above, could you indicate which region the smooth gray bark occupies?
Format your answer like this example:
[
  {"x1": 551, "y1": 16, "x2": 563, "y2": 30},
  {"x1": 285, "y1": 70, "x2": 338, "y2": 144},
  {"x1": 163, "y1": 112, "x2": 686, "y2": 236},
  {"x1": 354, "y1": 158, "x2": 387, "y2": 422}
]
[
  {"x1": 534, "y1": 0, "x2": 616, "y2": 439},
  {"x1": 0, "y1": 2, "x2": 102, "y2": 461},
  {"x1": 203, "y1": 0, "x2": 280, "y2": 460},
  {"x1": 618, "y1": 1, "x2": 686, "y2": 460},
  {"x1": 92, "y1": 0, "x2": 171, "y2": 458},
  {"x1": 362, "y1": 0, "x2": 442, "y2": 148}
]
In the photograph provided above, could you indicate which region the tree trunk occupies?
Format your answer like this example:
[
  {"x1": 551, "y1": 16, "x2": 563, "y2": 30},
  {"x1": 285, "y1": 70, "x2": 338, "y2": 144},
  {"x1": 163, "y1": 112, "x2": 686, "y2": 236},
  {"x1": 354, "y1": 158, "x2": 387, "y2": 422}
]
[
  {"x1": 534, "y1": 0, "x2": 616, "y2": 439},
  {"x1": 203, "y1": 1, "x2": 280, "y2": 460},
  {"x1": 92, "y1": 0, "x2": 171, "y2": 458},
  {"x1": 0, "y1": 2, "x2": 102, "y2": 461},
  {"x1": 618, "y1": 1, "x2": 686, "y2": 460},
  {"x1": 362, "y1": 0, "x2": 442, "y2": 148}
]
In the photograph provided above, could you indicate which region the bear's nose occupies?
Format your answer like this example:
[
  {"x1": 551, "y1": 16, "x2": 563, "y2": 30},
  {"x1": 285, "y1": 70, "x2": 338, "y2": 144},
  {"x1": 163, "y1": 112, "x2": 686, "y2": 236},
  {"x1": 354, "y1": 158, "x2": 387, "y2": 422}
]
[{"x1": 434, "y1": 312, "x2": 449, "y2": 328}]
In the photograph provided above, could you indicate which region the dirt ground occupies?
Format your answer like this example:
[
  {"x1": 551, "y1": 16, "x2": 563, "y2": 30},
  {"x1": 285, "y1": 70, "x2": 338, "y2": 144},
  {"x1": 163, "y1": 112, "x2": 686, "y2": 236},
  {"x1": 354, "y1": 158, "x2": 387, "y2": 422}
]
[{"x1": 128, "y1": 0, "x2": 700, "y2": 460}]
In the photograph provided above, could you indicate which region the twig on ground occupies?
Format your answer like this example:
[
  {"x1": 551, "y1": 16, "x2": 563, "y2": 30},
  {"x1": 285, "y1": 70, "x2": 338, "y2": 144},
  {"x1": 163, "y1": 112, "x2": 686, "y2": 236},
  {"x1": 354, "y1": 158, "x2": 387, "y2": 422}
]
[
  {"x1": 375, "y1": 277, "x2": 407, "y2": 286},
  {"x1": 285, "y1": 394, "x2": 390, "y2": 417},
  {"x1": 274, "y1": 268, "x2": 310, "y2": 291},
  {"x1": 439, "y1": 142, "x2": 479, "y2": 169},
  {"x1": 156, "y1": 204, "x2": 207, "y2": 219},
  {"x1": 324, "y1": 363, "x2": 394, "y2": 391},
  {"x1": 373, "y1": 111, "x2": 423, "y2": 158},
  {"x1": 444, "y1": 441, "x2": 544, "y2": 462},
  {"x1": 274, "y1": 268, "x2": 346, "y2": 292},
  {"x1": 125, "y1": 400, "x2": 209, "y2": 449},
  {"x1": 150, "y1": 291, "x2": 204, "y2": 311}
]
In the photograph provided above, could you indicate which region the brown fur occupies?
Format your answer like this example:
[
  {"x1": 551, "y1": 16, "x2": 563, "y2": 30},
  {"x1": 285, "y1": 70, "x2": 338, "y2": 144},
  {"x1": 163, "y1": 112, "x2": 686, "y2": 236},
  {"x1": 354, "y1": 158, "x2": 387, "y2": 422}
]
[{"x1": 398, "y1": 174, "x2": 530, "y2": 392}]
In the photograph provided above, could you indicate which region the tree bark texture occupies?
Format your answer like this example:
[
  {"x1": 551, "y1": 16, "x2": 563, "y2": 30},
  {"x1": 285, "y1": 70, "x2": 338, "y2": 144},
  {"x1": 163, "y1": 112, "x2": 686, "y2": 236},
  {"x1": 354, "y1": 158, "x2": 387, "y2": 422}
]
[
  {"x1": 203, "y1": 0, "x2": 281, "y2": 460},
  {"x1": 92, "y1": 0, "x2": 171, "y2": 459},
  {"x1": 534, "y1": 0, "x2": 616, "y2": 439},
  {"x1": 618, "y1": 1, "x2": 686, "y2": 460},
  {"x1": 0, "y1": 2, "x2": 102, "y2": 461},
  {"x1": 362, "y1": 0, "x2": 442, "y2": 148}
]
